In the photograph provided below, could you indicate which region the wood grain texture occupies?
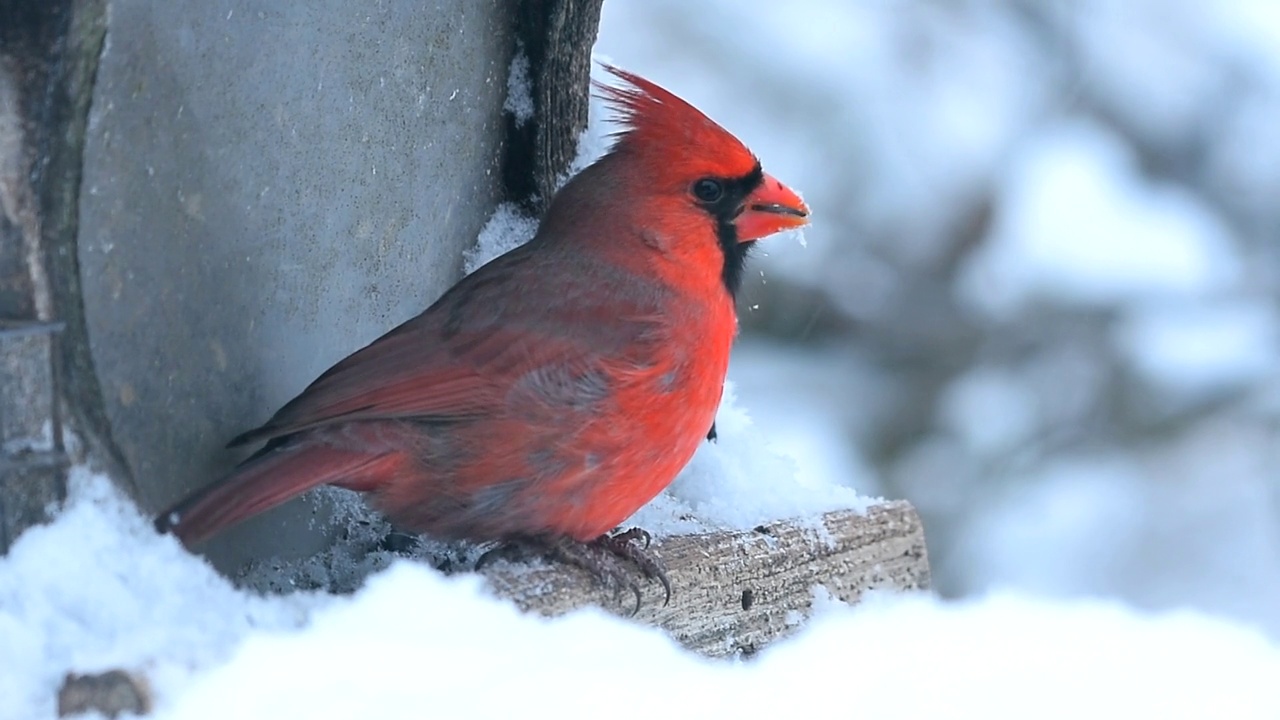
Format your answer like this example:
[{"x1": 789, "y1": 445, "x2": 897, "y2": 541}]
[
  {"x1": 480, "y1": 500, "x2": 931, "y2": 657},
  {"x1": 505, "y1": 0, "x2": 605, "y2": 210}
]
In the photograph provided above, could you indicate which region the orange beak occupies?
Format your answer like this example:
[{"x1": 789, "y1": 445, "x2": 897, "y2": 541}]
[{"x1": 735, "y1": 172, "x2": 810, "y2": 242}]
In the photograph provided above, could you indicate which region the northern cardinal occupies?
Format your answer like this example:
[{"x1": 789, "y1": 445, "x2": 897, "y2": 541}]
[{"x1": 156, "y1": 66, "x2": 809, "y2": 602}]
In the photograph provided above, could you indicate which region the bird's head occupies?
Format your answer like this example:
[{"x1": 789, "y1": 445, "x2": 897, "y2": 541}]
[{"x1": 589, "y1": 65, "x2": 810, "y2": 296}]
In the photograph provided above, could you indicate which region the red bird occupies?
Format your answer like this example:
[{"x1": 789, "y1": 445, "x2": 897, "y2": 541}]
[{"x1": 156, "y1": 66, "x2": 809, "y2": 601}]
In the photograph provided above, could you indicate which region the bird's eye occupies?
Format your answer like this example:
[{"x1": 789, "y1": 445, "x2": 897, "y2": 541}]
[{"x1": 693, "y1": 178, "x2": 724, "y2": 203}]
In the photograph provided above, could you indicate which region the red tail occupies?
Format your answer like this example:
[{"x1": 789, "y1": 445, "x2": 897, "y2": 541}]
[{"x1": 154, "y1": 444, "x2": 404, "y2": 547}]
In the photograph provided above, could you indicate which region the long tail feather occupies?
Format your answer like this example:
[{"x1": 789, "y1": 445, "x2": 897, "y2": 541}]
[{"x1": 154, "y1": 444, "x2": 404, "y2": 547}]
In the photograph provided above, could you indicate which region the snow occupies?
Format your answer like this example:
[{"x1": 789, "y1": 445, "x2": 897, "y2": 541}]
[
  {"x1": 502, "y1": 44, "x2": 534, "y2": 127},
  {"x1": 462, "y1": 202, "x2": 537, "y2": 274},
  {"x1": 6, "y1": 471, "x2": 1280, "y2": 720},
  {"x1": 631, "y1": 381, "x2": 872, "y2": 537},
  {"x1": 724, "y1": 340, "x2": 881, "y2": 496},
  {"x1": 0, "y1": 468, "x2": 319, "y2": 720},
  {"x1": 566, "y1": 58, "x2": 620, "y2": 181},
  {"x1": 166, "y1": 578, "x2": 1280, "y2": 719}
]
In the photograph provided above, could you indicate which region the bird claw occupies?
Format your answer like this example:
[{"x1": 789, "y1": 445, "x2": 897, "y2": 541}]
[
  {"x1": 377, "y1": 529, "x2": 423, "y2": 555},
  {"x1": 608, "y1": 526, "x2": 653, "y2": 550},
  {"x1": 473, "y1": 529, "x2": 670, "y2": 615},
  {"x1": 595, "y1": 528, "x2": 670, "y2": 607},
  {"x1": 557, "y1": 530, "x2": 671, "y2": 615},
  {"x1": 474, "y1": 541, "x2": 536, "y2": 573}
]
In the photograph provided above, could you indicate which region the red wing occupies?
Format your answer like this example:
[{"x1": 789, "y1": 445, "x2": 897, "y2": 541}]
[
  {"x1": 229, "y1": 316, "x2": 609, "y2": 447},
  {"x1": 230, "y1": 241, "x2": 670, "y2": 448}
]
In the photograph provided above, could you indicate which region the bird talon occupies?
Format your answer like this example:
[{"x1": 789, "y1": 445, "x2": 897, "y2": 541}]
[
  {"x1": 609, "y1": 526, "x2": 652, "y2": 549},
  {"x1": 592, "y1": 530, "x2": 671, "y2": 607},
  {"x1": 479, "y1": 531, "x2": 669, "y2": 613},
  {"x1": 378, "y1": 529, "x2": 422, "y2": 555},
  {"x1": 474, "y1": 541, "x2": 533, "y2": 572}
]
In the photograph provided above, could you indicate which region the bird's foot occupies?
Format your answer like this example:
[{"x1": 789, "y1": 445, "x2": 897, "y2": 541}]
[
  {"x1": 596, "y1": 527, "x2": 671, "y2": 599},
  {"x1": 377, "y1": 529, "x2": 423, "y2": 555},
  {"x1": 474, "y1": 528, "x2": 670, "y2": 615},
  {"x1": 551, "y1": 529, "x2": 672, "y2": 614},
  {"x1": 474, "y1": 539, "x2": 540, "y2": 571}
]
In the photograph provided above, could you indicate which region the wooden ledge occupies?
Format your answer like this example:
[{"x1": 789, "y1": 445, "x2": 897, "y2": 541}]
[{"x1": 480, "y1": 500, "x2": 931, "y2": 657}]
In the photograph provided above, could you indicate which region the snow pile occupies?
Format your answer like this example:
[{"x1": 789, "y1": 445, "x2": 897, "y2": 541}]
[
  {"x1": 462, "y1": 203, "x2": 538, "y2": 274},
  {"x1": 0, "y1": 468, "x2": 320, "y2": 720},
  {"x1": 165, "y1": 573, "x2": 1280, "y2": 719},
  {"x1": 632, "y1": 381, "x2": 872, "y2": 537},
  {"x1": 4, "y1": 474, "x2": 1280, "y2": 720}
]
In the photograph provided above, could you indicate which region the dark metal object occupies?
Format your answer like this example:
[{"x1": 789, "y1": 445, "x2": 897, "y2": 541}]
[{"x1": 0, "y1": 319, "x2": 68, "y2": 551}]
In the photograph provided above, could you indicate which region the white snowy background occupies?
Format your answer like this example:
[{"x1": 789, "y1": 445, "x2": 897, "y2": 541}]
[{"x1": 7, "y1": 1, "x2": 1280, "y2": 718}]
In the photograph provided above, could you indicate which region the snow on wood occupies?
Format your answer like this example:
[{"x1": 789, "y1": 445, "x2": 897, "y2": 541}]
[{"x1": 481, "y1": 500, "x2": 930, "y2": 657}]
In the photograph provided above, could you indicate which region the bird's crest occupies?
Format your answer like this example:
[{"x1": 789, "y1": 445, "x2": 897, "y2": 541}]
[{"x1": 595, "y1": 65, "x2": 758, "y2": 179}]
